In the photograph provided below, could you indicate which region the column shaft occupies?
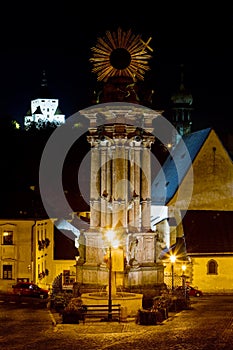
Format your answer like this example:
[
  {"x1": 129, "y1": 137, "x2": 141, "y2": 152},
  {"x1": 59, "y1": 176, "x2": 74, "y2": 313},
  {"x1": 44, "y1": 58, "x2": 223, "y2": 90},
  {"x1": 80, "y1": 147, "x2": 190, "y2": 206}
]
[
  {"x1": 90, "y1": 145, "x2": 100, "y2": 228},
  {"x1": 134, "y1": 145, "x2": 141, "y2": 230},
  {"x1": 141, "y1": 145, "x2": 151, "y2": 230}
]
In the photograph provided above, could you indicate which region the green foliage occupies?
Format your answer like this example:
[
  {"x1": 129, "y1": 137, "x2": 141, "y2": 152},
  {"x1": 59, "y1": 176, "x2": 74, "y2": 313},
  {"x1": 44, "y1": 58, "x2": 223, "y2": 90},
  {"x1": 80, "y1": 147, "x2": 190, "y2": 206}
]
[
  {"x1": 64, "y1": 297, "x2": 83, "y2": 313},
  {"x1": 50, "y1": 293, "x2": 72, "y2": 312}
]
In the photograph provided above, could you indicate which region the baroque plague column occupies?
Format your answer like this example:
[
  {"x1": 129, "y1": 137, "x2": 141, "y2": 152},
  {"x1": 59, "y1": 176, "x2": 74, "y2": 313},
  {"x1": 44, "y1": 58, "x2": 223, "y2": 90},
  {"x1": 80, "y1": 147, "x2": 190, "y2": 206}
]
[{"x1": 78, "y1": 103, "x2": 165, "y2": 291}]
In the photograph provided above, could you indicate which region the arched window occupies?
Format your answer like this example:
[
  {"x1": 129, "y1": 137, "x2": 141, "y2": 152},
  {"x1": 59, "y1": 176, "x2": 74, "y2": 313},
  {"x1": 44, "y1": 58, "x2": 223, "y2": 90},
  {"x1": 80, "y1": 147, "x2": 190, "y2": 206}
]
[{"x1": 207, "y1": 259, "x2": 218, "y2": 275}]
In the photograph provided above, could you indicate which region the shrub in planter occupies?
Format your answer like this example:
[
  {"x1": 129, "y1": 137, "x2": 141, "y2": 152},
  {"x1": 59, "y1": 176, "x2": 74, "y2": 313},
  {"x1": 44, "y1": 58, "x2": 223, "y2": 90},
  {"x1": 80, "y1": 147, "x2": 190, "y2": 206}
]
[
  {"x1": 151, "y1": 296, "x2": 170, "y2": 320},
  {"x1": 50, "y1": 293, "x2": 72, "y2": 313},
  {"x1": 62, "y1": 297, "x2": 84, "y2": 324}
]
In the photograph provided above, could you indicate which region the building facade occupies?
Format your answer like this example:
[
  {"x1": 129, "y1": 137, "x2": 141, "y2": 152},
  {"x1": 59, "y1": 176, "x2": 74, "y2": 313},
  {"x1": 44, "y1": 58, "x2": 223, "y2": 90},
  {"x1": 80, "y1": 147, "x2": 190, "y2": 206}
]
[
  {"x1": 0, "y1": 218, "x2": 79, "y2": 294},
  {"x1": 0, "y1": 219, "x2": 35, "y2": 293},
  {"x1": 152, "y1": 128, "x2": 233, "y2": 293}
]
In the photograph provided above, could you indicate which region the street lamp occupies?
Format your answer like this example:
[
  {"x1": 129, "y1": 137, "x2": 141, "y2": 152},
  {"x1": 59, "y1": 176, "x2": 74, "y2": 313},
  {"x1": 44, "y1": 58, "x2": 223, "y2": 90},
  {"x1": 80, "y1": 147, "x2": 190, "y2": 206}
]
[
  {"x1": 170, "y1": 254, "x2": 176, "y2": 290},
  {"x1": 105, "y1": 229, "x2": 118, "y2": 321}
]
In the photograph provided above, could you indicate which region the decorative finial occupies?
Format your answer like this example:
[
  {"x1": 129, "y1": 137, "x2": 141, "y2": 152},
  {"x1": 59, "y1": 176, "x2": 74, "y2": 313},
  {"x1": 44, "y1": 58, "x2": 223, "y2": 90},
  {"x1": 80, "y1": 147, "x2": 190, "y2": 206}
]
[{"x1": 90, "y1": 28, "x2": 153, "y2": 82}]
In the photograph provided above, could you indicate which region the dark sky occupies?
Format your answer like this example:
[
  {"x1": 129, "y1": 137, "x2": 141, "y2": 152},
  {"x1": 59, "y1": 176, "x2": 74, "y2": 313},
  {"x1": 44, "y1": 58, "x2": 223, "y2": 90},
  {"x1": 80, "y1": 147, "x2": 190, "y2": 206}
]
[{"x1": 1, "y1": 3, "x2": 232, "y2": 133}]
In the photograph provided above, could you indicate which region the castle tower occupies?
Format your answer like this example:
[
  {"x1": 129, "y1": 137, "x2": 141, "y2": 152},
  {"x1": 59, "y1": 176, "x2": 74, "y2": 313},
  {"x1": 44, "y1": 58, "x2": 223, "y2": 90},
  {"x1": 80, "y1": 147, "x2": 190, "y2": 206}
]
[{"x1": 77, "y1": 29, "x2": 165, "y2": 293}]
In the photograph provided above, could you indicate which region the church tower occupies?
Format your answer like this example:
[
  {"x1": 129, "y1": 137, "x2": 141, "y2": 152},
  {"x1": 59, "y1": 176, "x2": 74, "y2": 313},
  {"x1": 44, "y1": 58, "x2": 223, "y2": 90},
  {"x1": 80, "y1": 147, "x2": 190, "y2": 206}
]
[
  {"x1": 170, "y1": 64, "x2": 193, "y2": 147},
  {"x1": 77, "y1": 28, "x2": 165, "y2": 294}
]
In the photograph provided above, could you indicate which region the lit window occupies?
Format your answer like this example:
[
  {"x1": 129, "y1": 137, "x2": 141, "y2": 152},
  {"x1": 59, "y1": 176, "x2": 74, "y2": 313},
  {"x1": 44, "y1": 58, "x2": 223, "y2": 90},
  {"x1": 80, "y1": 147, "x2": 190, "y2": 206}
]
[
  {"x1": 3, "y1": 231, "x2": 13, "y2": 245},
  {"x1": 207, "y1": 259, "x2": 218, "y2": 274},
  {"x1": 3, "y1": 265, "x2": 12, "y2": 279}
]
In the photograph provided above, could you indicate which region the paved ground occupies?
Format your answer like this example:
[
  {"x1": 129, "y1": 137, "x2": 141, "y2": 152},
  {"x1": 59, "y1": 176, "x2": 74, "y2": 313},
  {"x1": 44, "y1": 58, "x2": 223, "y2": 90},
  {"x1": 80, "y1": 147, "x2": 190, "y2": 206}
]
[
  {"x1": 50, "y1": 308, "x2": 176, "y2": 333},
  {"x1": 47, "y1": 296, "x2": 233, "y2": 349},
  {"x1": 1, "y1": 295, "x2": 233, "y2": 349}
]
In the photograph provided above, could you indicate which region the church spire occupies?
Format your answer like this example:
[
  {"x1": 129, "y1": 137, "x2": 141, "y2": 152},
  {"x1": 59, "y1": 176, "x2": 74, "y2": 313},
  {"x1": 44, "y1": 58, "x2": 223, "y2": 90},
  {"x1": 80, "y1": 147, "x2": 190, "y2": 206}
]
[
  {"x1": 41, "y1": 69, "x2": 48, "y2": 88},
  {"x1": 38, "y1": 69, "x2": 52, "y2": 99},
  {"x1": 170, "y1": 64, "x2": 193, "y2": 145}
]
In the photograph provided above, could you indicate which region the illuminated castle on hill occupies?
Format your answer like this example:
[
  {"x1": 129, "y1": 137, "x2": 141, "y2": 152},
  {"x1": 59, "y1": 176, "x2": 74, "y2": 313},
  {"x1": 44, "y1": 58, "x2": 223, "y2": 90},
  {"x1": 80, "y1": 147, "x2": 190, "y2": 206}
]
[{"x1": 24, "y1": 70, "x2": 65, "y2": 130}]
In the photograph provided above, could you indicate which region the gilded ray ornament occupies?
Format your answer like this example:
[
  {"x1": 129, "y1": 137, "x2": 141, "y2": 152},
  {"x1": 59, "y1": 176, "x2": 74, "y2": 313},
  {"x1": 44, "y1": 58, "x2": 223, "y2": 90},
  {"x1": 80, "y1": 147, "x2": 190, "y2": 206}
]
[{"x1": 90, "y1": 28, "x2": 153, "y2": 82}]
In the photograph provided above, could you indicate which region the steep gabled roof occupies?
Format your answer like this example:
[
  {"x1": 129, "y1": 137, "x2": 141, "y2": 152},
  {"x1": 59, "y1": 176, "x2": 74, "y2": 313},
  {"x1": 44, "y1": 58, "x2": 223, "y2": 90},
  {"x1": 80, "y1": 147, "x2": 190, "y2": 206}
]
[
  {"x1": 54, "y1": 106, "x2": 64, "y2": 115},
  {"x1": 33, "y1": 106, "x2": 43, "y2": 115},
  {"x1": 182, "y1": 210, "x2": 233, "y2": 254},
  {"x1": 151, "y1": 128, "x2": 212, "y2": 205},
  {"x1": 55, "y1": 218, "x2": 80, "y2": 237}
]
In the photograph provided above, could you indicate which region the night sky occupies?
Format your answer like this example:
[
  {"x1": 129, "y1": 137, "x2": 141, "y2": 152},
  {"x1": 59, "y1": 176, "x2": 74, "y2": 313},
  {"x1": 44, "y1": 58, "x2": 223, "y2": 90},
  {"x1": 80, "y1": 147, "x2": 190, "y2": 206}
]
[{"x1": 1, "y1": 3, "x2": 232, "y2": 134}]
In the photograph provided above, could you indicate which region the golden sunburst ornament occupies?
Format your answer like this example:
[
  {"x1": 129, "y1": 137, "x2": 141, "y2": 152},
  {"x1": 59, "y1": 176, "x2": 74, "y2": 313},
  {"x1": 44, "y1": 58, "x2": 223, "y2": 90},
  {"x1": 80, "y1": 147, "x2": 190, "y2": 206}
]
[{"x1": 90, "y1": 28, "x2": 153, "y2": 82}]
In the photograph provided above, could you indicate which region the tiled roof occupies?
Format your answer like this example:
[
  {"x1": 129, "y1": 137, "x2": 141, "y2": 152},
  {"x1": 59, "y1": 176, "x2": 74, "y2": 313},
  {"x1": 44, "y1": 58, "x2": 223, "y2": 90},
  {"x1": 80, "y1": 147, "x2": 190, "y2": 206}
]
[
  {"x1": 182, "y1": 210, "x2": 233, "y2": 254},
  {"x1": 55, "y1": 218, "x2": 80, "y2": 236},
  {"x1": 151, "y1": 128, "x2": 211, "y2": 205}
]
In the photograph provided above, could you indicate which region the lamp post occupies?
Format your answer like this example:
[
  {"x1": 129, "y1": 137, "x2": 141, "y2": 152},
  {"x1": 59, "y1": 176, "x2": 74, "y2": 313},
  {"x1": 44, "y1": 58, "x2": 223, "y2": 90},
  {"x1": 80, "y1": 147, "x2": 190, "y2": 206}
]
[
  {"x1": 105, "y1": 229, "x2": 118, "y2": 322},
  {"x1": 108, "y1": 244, "x2": 112, "y2": 321},
  {"x1": 170, "y1": 254, "x2": 176, "y2": 290},
  {"x1": 182, "y1": 263, "x2": 187, "y2": 299},
  {"x1": 182, "y1": 264, "x2": 186, "y2": 286}
]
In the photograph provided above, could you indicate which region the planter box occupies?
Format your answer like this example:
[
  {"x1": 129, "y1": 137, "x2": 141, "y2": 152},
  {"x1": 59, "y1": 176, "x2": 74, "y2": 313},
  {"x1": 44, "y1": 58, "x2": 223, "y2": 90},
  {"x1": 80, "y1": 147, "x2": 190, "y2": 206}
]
[
  {"x1": 62, "y1": 313, "x2": 80, "y2": 324},
  {"x1": 137, "y1": 308, "x2": 168, "y2": 325},
  {"x1": 138, "y1": 310, "x2": 157, "y2": 325}
]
